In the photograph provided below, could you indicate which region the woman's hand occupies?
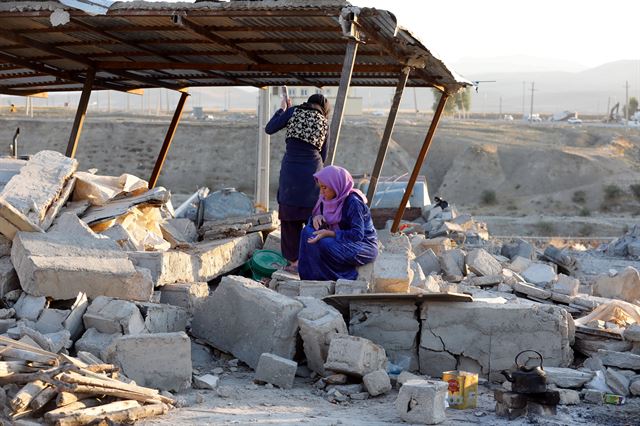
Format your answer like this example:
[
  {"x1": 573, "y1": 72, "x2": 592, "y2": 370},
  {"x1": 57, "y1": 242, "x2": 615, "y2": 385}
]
[
  {"x1": 307, "y1": 229, "x2": 335, "y2": 244},
  {"x1": 280, "y1": 97, "x2": 292, "y2": 111},
  {"x1": 312, "y1": 215, "x2": 326, "y2": 230}
]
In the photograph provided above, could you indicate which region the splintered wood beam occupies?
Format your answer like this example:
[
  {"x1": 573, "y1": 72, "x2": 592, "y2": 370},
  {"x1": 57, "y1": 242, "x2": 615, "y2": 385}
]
[{"x1": 66, "y1": 68, "x2": 95, "y2": 159}]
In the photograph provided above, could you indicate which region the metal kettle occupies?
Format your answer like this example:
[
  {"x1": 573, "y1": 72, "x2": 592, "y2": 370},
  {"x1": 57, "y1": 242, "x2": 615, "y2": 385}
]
[{"x1": 501, "y1": 350, "x2": 547, "y2": 394}]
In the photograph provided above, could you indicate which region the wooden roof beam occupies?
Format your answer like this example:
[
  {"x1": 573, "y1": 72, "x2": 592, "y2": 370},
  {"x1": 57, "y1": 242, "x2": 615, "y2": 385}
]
[{"x1": 95, "y1": 61, "x2": 401, "y2": 73}]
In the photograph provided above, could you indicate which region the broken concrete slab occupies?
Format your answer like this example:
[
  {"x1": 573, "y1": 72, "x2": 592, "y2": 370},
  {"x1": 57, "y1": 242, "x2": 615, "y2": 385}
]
[
  {"x1": 468, "y1": 275, "x2": 502, "y2": 287},
  {"x1": 556, "y1": 388, "x2": 580, "y2": 405},
  {"x1": 521, "y1": 263, "x2": 556, "y2": 286},
  {"x1": 395, "y1": 379, "x2": 447, "y2": 425},
  {"x1": 605, "y1": 367, "x2": 630, "y2": 396},
  {"x1": 192, "y1": 275, "x2": 303, "y2": 369},
  {"x1": 62, "y1": 292, "x2": 88, "y2": 341},
  {"x1": 166, "y1": 218, "x2": 197, "y2": 243},
  {"x1": 83, "y1": 296, "x2": 146, "y2": 335},
  {"x1": 34, "y1": 308, "x2": 68, "y2": 334},
  {"x1": 623, "y1": 324, "x2": 640, "y2": 342},
  {"x1": 296, "y1": 297, "x2": 348, "y2": 375},
  {"x1": 160, "y1": 282, "x2": 209, "y2": 312},
  {"x1": 75, "y1": 327, "x2": 120, "y2": 361},
  {"x1": 410, "y1": 261, "x2": 425, "y2": 288},
  {"x1": 418, "y1": 349, "x2": 457, "y2": 378},
  {"x1": 544, "y1": 367, "x2": 594, "y2": 388},
  {"x1": 501, "y1": 239, "x2": 535, "y2": 261},
  {"x1": 109, "y1": 331, "x2": 192, "y2": 392},
  {"x1": 466, "y1": 248, "x2": 502, "y2": 277},
  {"x1": 508, "y1": 256, "x2": 532, "y2": 274},
  {"x1": 13, "y1": 293, "x2": 47, "y2": 321},
  {"x1": 298, "y1": 281, "x2": 335, "y2": 298},
  {"x1": 363, "y1": 369, "x2": 391, "y2": 396},
  {"x1": 420, "y1": 302, "x2": 574, "y2": 379},
  {"x1": 276, "y1": 280, "x2": 301, "y2": 298},
  {"x1": 593, "y1": 267, "x2": 640, "y2": 304},
  {"x1": 128, "y1": 250, "x2": 194, "y2": 286},
  {"x1": 372, "y1": 252, "x2": 412, "y2": 293},
  {"x1": 324, "y1": 334, "x2": 387, "y2": 378},
  {"x1": 193, "y1": 374, "x2": 219, "y2": 390},
  {"x1": 413, "y1": 237, "x2": 452, "y2": 257},
  {"x1": 0, "y1": 235, "x2": 11, "y2": 257},
  {"x1": 513, "y1": 282, "x2": 552, "y2": 299},
  {"x1": 0, "y1": 256, "x2": 18, "y2": 297},
  {"x1": 0, "y1": 318, "x2": 16, "y2": 333},
  {"x1": 263, "y1": 230, "x2": 281, "y2": 253},
  {"x1": 597, "y1": 349, "x2": 640, "y2": 370},
  {"x1": 254, "y1": 353, "x2": 297, "y2": 389},
  {"x1": 12, "y1": 213, "x2": 154, "y2": 301},
  {"x1": 14, "y1": 324, "x2": 70, "y2": 353},
  {"x1": 415, "y1": 248, "x2": 441, "y2": 276},
  {"x1": 136, "y1": 302, "x2": 188, "y2": 333},
  {"x1": 439, "y1": 249, "x2": 465, "y2": 282},
  {"x1": 553, "y1": 274, "x2": 579, "y2": 296},
  {"x1": 189, "y1": 233, "x2": 262, "y2": 282},
  {"x1": 335, "y1": 279, "x2": 368, "y2": 295}
]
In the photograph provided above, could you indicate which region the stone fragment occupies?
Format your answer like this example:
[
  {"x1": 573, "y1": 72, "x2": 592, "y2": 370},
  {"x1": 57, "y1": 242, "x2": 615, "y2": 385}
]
[
  {"x1": 597, "y1": 349, "x2": 640, "y2": 370},
  {"x1": 263, "y1": 230, "x2": 281, "y2": 253},
  {"x1": 75, "y1": 327, "x2": 120, "y2": 361},
  {"x1": 513, "y1": 282, "x2": 552, "y2": 299},
  {"x1": 0, "y1": 234, "x2": 11, "y2": 257},
  {"x1": 137, "y1": 302, "x2": 189, "y2": 333},
  {"x1": 324, "y1": 374, "x2": 348, "y2": 385},
  {"x1": 497, "y1": 283, "x2": 513, "y2": 293},
  {"x1": 192, "y1": 276, "x2": 303, "y2": 369},
  {"x1": 605, "y1": 367, "x2": 630, "y2": 396},
  {"x1": 372, "y1": 253, "x2": 412, "y2": 293},
  {"x1": 128, "y1": 250, "x2": 194, "y2": 286},
  {"x1": 350, "y1": 391, "x2": 370, "y2": 400},
  {"x1": 254, "y1": 353, "x2": 297, "y2": 389},
  {"x1": 410, "y1": 261, "x2": 426, "y2": 288},
  {"x1": 501, "y1": 239, "x2": 535, "y2": 260},
  {"x1": 298, "y1": 281, "x2": 335, "y2": 298},
  {"x1": 551, "y1": 292, "x2": 573, "y2": 304},
  {"x1": 13, "y1": 293, "x2": 47, "y2": 321},
  {"x1": 412, "y1": 237, "x2": 452, "y2": 257},
  {"x1": 335, "y1": 279, "x2": 368, "y2": 295},
  {"x1": 160, "y1": 282, "x2": 209, "y2": 312},
  {"x1": 395, "y1": 379, "x2": 447, "y2": 425},
  {"x1": 508, "y1": 256, "x2": 532, "y2": 273},
  {"x1": 556, "y1": 388, "x2": 581, "y2": 405},
  {"x1": 582, "y1": 389, "x2": 604, "y2": 404},
  {"x1": 630, "y1": 378, "x2": 640, "y2": 396},
  {"x1": 521, "y1": 263, "x2": 556, "y2": 286},
  {"x1": 14, "y1": 324, "x2": 70, "y2": 353},
  {"x1": 63, "y1": 292, "x2": 88, "y2": 341},
  {"x1": 468, "y1": 275, "x2": 502, "y2": 287},
  {"x1": 363, "y1": 369, "x2": 391, "y2": 396},
  {"x1": 466, "y1": 249, "x2": 502, "y2": 276},
  {"x1": 296, "y1": 297, "x2": 348, "y2": 375},
  {"x1": 189, "y1": 233, "x2": 262, "y2": 282},
  {"x1": 324, "y1": 335, "x2": 387, "y2": 378},
  {"x1": 34, "y1": 308, "x2": 68, "y2": 334},
  {"x1": 398, "y1": 371, "x2": 423, "y2": 386},
  {"x1": 166, "y1": 218, "x2": 198, "y2": 243},
  {"x1": 326, "y1": 383, "x2": 363, "y2": 395},
  {"x1": 83, "y1": 296, "x2": 146, "y2": 335},
  {"x1": 553, "y1": 274, "x2": 579, "y2": 296},
  {"x1": 0, "y1": 308, "x2": 14, "y2": 319},
  {"x1": 0, "y1": 256, "x2": 18, "y2": 297},
  {"x1": 0, "y1": 318, "x2": 16, "y2": 333},
  {"x1": 544, "y1": 367, "x2": 594, "y2": 388},
  {"x1": 575, "y1": 337, "x2": 632, "y2": 358},
  {"x1": 277, "y1": 280, "x2": 301, "y2": 298},
  {"x1": 439, "y1": 249, "x2": 465, "y2": 282},
  {"x1": 624, "y1": 324, "x2": 640, "y2": 342},
  {"x1": 583, "y1": 356, "x2": 605, "y2": 372},
  {"x1": 11, "y1": 214, "x2": 153, "y2": 301},
  {"x1": 593, "y1": 267, "x2": 640, "y2": 304},
  {"x1": 110, "y1": 332, "x2": 192, "y2": 391},
  {"x1": 415, "y1": 249, "x2": 441, "y2": 275},
  {"x1": 193, "y1": 374, "x2": 219, "y2": 390}
]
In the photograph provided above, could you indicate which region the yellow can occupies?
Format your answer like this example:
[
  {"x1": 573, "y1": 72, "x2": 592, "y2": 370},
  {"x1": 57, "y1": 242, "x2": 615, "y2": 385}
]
[{"x1": 442, "y1": 370, "x2": 478, "y2": 409}]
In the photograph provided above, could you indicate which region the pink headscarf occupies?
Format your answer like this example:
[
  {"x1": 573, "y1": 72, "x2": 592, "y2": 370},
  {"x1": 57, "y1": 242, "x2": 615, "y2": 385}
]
[{"x1": 312, "y1": 166, "x2": 367, "y2": 231}]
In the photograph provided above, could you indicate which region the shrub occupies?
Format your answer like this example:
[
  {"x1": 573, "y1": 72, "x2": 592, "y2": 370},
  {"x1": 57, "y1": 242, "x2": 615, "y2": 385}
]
[
  {"x1": 572, "y1": 190, "x2": 587, "y2": 204},
  {"x1": 480, "y1": 190, "x2": 497, "y2": 205},
  {"x1": 603, "y1": 184, "x2": 624, "y2": 202},
  {"x1": 579, "y1": 207, "x2": 591, "y2": 217},
  {"x1": 534, "y1": 221, "x2": 556, "y2": 236},
  {"x1": 630, "y1": 184, "x2": 640, "y2": 201}
]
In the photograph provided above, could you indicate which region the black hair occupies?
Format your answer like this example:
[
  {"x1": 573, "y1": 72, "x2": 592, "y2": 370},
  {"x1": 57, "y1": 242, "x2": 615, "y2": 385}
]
[{"x1": 304, "y1": 94, "x2": 331, "y2": 118}]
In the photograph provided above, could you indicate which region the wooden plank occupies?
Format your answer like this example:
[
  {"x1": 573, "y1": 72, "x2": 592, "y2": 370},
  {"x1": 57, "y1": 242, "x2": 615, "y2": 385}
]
[
  {"x1": 45, "y1": 398, "x2": 101, "y2": 422},
  {"x1": 54, "y1": 400, "x2": 140, "y2": 426}
]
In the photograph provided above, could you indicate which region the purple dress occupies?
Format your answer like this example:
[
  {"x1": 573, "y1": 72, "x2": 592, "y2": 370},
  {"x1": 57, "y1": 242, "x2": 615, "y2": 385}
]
[{"x1": 298, "y1": 193, "x2": 378, "y2": 281}]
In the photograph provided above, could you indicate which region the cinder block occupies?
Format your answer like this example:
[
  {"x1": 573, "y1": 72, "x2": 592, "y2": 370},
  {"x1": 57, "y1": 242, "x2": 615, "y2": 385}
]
[
  {"x1": 254, "y1": 353, "x2": 297, "y2": 389},
  {"x1": 83, "y1": 296, "x2": 146, "y2": 335},
  {"x1": 75, "y1": 327, "x2": 121, "y2": 362},
  {"x1": 128, "y1": 250, "x2": 194, "y2": 286},
  {"x1": 159, "y1": 282, "x2": 209, "y2": 312},
  {"x1": 298, "y1": 281, "x2": 335, "y2": 298},
  {"x1": 372, "y1": 253, "x2": 412, "y2": 293},
  {"x1": 324, "y1": 335, "x2": 387, "y2": 378},
  {"x1": 335, "y1": 279, "x2": 369, "y2": 295},
  {"x1": 395, "y1": 379, "x2": 447, "y2": 424},
  {"x1": 136, "y1": 302, "x2": 189, "y2": 333}
]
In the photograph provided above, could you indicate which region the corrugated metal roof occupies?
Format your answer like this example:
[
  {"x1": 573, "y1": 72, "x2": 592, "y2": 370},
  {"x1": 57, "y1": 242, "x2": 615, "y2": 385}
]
[{"x1": 0, "y1": 0, "x2": 472, "y2": 95}]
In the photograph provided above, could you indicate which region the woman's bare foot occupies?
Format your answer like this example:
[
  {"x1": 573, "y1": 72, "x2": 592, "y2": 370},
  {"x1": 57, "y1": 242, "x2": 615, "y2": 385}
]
[{"x1": 283, "y1": 261, "x2": 298, "y2": 273}]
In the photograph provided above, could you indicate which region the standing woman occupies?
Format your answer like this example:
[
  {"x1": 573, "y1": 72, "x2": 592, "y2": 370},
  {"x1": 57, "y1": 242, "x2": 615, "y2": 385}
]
[{"x1": 265, "y1": 93, "x2": 331, "y2": 271}]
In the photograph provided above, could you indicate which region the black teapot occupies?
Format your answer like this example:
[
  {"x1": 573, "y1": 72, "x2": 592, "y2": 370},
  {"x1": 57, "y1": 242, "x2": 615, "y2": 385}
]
[{"x1": 501, "y1": 350, "x2": 547, "y2": 394}]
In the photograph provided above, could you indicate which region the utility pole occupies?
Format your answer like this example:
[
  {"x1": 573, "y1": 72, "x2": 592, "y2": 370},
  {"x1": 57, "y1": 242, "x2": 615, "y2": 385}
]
[
  {"x1": 521, "y1": 81, "x2": 526, "y2": 119},
  {"x1": 499, "y1": 96, "x2": 502, "y2": 116},
  {"x1": 529, "y1": 82, "x2": 535, "y2": 122},
  {"x1": 625, "y1": 80, "x2": 630, "y2": 128}
]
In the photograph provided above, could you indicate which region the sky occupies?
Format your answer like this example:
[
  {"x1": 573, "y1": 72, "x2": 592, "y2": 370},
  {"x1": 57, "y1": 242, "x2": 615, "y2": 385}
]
[{"x1": 363, "y1": 0, "x2": 640, "y2": 69}]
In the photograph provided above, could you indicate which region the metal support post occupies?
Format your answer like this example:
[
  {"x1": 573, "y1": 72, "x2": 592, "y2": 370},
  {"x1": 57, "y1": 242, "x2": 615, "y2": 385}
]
[
  {"x1": 65, "y1": 68, "x2": 95, "y2": 158},
  {"x1": 255, "y1": 87, "x2": 271, "y2": 211},
  {"x1": 391, "y1": 92, "x2": 449, "y2": 233}
]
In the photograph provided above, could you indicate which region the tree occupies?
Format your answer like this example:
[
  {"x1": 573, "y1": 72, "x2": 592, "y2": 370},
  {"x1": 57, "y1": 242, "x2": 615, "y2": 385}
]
[
  {"x1": 629, "y1": 97, "x2": 638, "y2": 118},
  {"x1": 432, "y1": 88, "x2": 472, "y2": 118}
]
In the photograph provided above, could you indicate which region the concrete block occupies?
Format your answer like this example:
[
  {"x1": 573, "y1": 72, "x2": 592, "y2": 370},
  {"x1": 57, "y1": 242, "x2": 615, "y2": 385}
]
[
  {"x1": 189, "y1": 233, "x2": 262, "y2": 282},
  {"x1": 159, "y1": 282, "x2": 209, "y2": 313},
  {"x1": 605, "y1": 367, "x2": 630, "y2": 396},
  {"x1": 324, "y1": 334, "x2": 387, "y2": 378},
  {"x1": 372, "y1": 253, "x2": 412, "y2": 293},
  {"x1": 623, "y1": 324, "x2": 640, "y2": 342},
  {"x1": 192, "y1": 275, "x2": 303, "y2": 369},
  {"x1": 194, "y1": 374, "x2": 219, "y2": 390},
  {"x1": 439, "y1": 249, "x2": 465, "y2": 282},
  {"x1": 136, "y1": 302, "x2": 189, "y2": 333},
  {"x1": 553, "y1": 274, "x2": 579, "y2": 296},
  {"x1": 296, "y1": 297, "x2": 348, "y2": 375},
  {"x1": 418, "y1": 349, "x2": 457, "y2": 378},
  {"x1": 363, "y1": 369, "x2": 391, "y2": 396},
  {"x1": 263, "y1": 230, "x2": 281, "y2": 253},
  {"x1": 420, "y1": 302, "x2": 573, "y2": 379},
  {"x1": 556, "y1": 388, "x2": 581, "y2": 405},
  {"x1": 335, "y1": 279, "x2": 368, "y2": 295},
  {"x1": 13, "y1": 293, "x2": 47, "y2": 321},
  {"x1": 410, "y1": 261, "x2": 426, "y2": 288},
  {"x1": 277, "y1": 280, "x2": 301, "y2": 298},
  {"x1": 128, "y1": 250, "x2": 194, "y2": 286},
  {"x1": 11, "y1": 214, "x2": 154, "y2": 301},
  {"x1": 398, "y1": 371, "x2": 423, "y2": 386},
  {"x1": 466, "y1": 248, "x2": 502, "y2": 277},
  {"x1": 508, "y1": 256, "x2": 532, "y2": 273},
  {"x1": 34, "y1": 308, "x2": 68, "y2": 334},
  {"x1": 501, "y1": 239, "x2": 535, "y2": 260},
  {"x1": 0, "y1": 234, "x2": 11, "y2": 257},
  {"x1": 544, "y1": 367, "x2": 594, "y2": 388},
  {"x1": 0, "y1": 256, "x2": 18, "y2": 297},
  {"x1": 415, "y1": 249, "x2": 441, "y2": 275},
  {"x1": 598, "y1": 349, "x2": 640, "y2": 370},
  {"x1": 83, "y1": 296, "x2": 146, "y2": 335},
  {"x1": 395, "y1": 379, "x2": 447, "y2": 425},
  {"x1": 0, "y1": 318, "x2": 16, "y2": 333},
  {"x1": 630, "y1": 378, "x2": 640, "y2": 396},
  {"x1": 349, "y1": 301, "x2": 419, "y2": 372},
  {"x1": 521, "y1": 263, "x2": 556, "y2": 286},
  {"x1": 298, "y1": 281, "x2": 335, "y2": 298},
  {"x1": 593, "y1": 267, "x2": 640, "y2": 304},
  {"x1": 254, "y1": 353, "x2": 297, "y2": 389},
  {"x1": 513, "y1": 282, "x2": 552, "y2": 299},
  {"x1": 75, "y1": 328, "x2": 120, "y2": 362},
  {"x1": 110, "y1": 332, "x2": 192, "y2": 391},
  {"x1": 413, "y1": 237, "x2": 452, "y2": 257},
  {"x1": 62, "y1": 292, "x2": 88, "y2": 341},
  {"x1": 166, "y1": 218, "x2": 197, "y2": 243}
]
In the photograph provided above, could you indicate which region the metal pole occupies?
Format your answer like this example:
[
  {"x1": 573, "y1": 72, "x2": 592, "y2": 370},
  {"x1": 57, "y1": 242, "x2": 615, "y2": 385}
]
[
  {"x1": 326, "y1": 39, "x2": 358, "y2": 165},
  {"x1": 148, "y1": 91, "x2": 189, "y2": 188},
  {"x1": 521, "y1": 81, "x2": 525, "y2": 119},
  {"x1": 625, "y1": 80, "x2": 629, "y2": 128},
  {"x1": 529, "y1": 82, "x2": 535, "y2": 122},
  {"x1": 367, "y1": 67, "x2": 410, "y2": 206},
  {"x1": 65, "y1": 68, "x2": 95, "y2": 158},
  {"x1": 391, "y1": 92, "x2": 449, "y2": 233},
  {"x1": 255, "y1": 87, "x2": 271, "y2": 212}
]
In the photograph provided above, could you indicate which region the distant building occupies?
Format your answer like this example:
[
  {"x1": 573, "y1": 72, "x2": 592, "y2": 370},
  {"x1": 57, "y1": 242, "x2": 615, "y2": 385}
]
[{"x1": 269, "y1": 86, "x2": 363, "y2": 116}]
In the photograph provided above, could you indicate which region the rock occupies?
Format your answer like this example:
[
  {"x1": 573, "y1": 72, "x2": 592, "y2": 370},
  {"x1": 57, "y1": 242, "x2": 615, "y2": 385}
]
[
  {"x1": 136, "y1": 302, "x2": 189, "y2": 333},
  {"x1": 420, "y1": 302, "x2": 574, "y2": 379},
  {"x1": 12, "y1": 214, "x2": 154, "y2": 301},
  {"x1": 363, "y1": 369, "x2": 392, "y2": 396},
  {"x1": 298, "y1": 281, "x2": 335, "y2": 298},
  {"x1": 415, "y1": 249, "x2": 441, "y2": 275},
  {"x1": 624, "y1": 324, "x2": 640, "y2": 342},
  {"x1": 501, "y1": 239, "x2": 535, "y2": 261},
  {"x1": 413, "y1": 237, "x2": 452, "y2": 257},
  {"x1": 497, "y1": 283, "x2": 513, "y2": 293},
  {"x1": 556, "y1": 388, "x2": 580, "y2": 405},
  {"x1": 324, "y1": 335, "x2": 387, "y2": 378},
  {"x1": 276, "y1": 280, "x2": 301, "y2": 298},
  {"x1": 553, "y1": 274, "x2": 579, "y2": 296},
  {"x1": 34, "y1": 308, "x2": 68, "y2": 334},
  {"x1": 630, "y1": 378, "x2": 640, "y2": 396},
  {"x1": 410, "y1": 261, "x2": 426, "y2": 288},
  {"x1": 551, "y1": 292, "x2": 573, "y2": 304},
  {"x1": 521, "y1": 263, "x2": 556, "y2": 286},
  {"x1": 13, "y1": 293, "x2": 47, "y2": 321},
  {"x1": 395, "y1": 379, "x2": 447, "y2": 425},
  {"x1": 544, "y1": 367, "x2": 594, "y2": 388},
  {"x1": 0, "y1": 308, "x2": 14, "y2": 319},
  {"x1": 372, "y1": 252, "x2": 412, "y2": 293},
  {"x1": 597, "y1": 349, "x2": 640, "y2": 370},
  {"x1": 508, "y1": 256, "x2": 532, "y2": 273},
  {"x1": 0, "y1": 318, "x2": 16, "y2": 333},
  {"x1": 335, "y1": 279, "x2": 368, "y2": 295},
  {"x1": 263, "y1": 230, "x2": 281, "y2": 253},
  {"x1": 63, "y1": 292, "x2": 88, "y2": 341},
  {"x1": 513, "y1": 282, "x2": 552, "y2": 299},
  {"x1": 194, "y1": 374, "x2": 219, "y2": 390},
  {"x1": 75, "y1": 327, "x2": 121, "y2": 361},
  {"x1": 254, "y1": 353, "x2": 297, "y2": 389},
  {"x1": 192, "y1": 275, "x2": 303, "y2": 369},
  {"x1": 0, "y1": 256, "x2": 19, "y2": 297},
  {"x1": 128, "y1": 250, "x2": 194, "y2": 286},
  {"x1": 593, "y1": 267, "x2": 640, "y2": 304},
  {"x1": 398, "y1": 371, "x2": 423, "y2": 386},
  {"x1": 83, "y1": 296, "x2": 146, "y2": 335},
  {"x1": 574, "y1": 337, "x2": 633, "y2": 358},
  {"x1": 582, "y1": 389, "x2": 604, "y2": 404},
  {"x1": 349, "y1": 300, "x2": 419, "y2": 372},
  {"x1": 467, "y1": 275, "x2": 502, "y2": 287},
  {"x1": 296, "y1": 297, "x2": 348, "y2": 375},
  {"x1": 110, "y1": 332, "x2": 192, "y2": 392},
  {"x1": 324, "y1": 374, "x2": 348, "y2": 385},
  {"x1": 439, "y1": 249, "x2": 465, "y2": 282},
  {"x1": 350, "y1": 391, "x2": 370, "y2": 400},
  {"x1": 466, "y1": 249, "x2": 502, "y2": 277},
  {"x1": 583, "y1": 357, "x2": 605, "y2": 372},
  {"x1": 160, "y1": 282, "x2": 209, "y2": 312},
  {"x1": 605, "y1": 367, "x2": 630, "y2": 396},
  {"x1": 189, "y1": 233, "x2": 263, "y2": 282},
  {"x1": 325, "y1": 383, "x2": 363, "y2": 395}
]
